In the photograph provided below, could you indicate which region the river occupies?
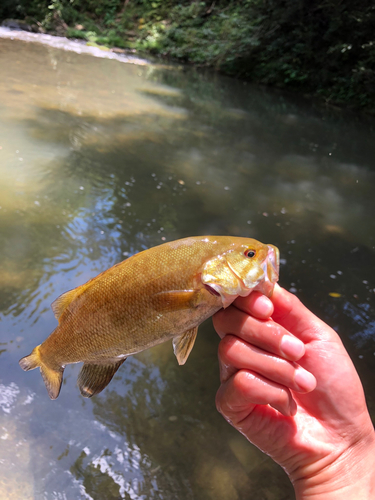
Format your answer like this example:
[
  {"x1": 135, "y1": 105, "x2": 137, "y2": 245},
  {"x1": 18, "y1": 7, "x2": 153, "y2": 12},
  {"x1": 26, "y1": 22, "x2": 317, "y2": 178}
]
[{"x1": 0, "y1": 28, "x2": 374, "y2": 500}]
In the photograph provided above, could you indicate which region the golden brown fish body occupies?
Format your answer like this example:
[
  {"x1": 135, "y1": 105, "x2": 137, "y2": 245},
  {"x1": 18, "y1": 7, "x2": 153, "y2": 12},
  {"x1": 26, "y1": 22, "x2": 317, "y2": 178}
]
[{"x1": 19, "y1": 236, "x2": 279, "y2": 399}]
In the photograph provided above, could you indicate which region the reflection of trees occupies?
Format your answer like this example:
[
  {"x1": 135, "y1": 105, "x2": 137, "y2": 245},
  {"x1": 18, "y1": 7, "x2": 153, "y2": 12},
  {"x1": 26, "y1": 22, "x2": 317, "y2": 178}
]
[
  {"x1": 70, "y1": 450, "x2": 122, "y2": 500},
  {"x1": 146, "y1": 65, "x2": 375, "y2": 169}
]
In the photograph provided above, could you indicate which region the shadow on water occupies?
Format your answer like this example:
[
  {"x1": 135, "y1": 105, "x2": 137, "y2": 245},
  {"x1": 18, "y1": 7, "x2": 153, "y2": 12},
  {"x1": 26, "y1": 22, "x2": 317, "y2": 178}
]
[{"x1": 0, "y1": 37, "x2": 374, "y2": 499}]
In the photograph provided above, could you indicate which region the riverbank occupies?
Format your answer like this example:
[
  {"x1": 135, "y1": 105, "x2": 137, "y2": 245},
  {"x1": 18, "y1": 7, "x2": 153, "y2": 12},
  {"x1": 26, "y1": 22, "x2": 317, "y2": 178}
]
[
  {"x1": 1, "y1": 1, "x2": 374, "y2": 113},
  {"x1": 0, "y1": 25, "x2": 150, "y2": 66}
]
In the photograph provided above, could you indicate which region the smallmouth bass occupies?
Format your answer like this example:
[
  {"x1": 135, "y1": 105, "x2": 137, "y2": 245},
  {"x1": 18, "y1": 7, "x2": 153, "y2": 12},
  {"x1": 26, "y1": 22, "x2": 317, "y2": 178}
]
[{"x1": 19, "y1": 236, "x2": 279, "y2": 399}]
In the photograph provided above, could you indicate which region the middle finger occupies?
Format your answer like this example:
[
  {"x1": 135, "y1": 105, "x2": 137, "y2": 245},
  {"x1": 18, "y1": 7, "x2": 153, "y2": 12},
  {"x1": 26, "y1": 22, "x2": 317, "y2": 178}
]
[{"x1": 213, "y1": 306, "x2": 305, "y2": 361}]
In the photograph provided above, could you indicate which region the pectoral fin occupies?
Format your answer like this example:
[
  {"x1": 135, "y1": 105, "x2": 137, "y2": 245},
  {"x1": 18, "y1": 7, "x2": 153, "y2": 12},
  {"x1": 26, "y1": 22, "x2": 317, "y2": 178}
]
[
  {"x1": 173, "y1": 327, "x2": 198, "y2": 365},
  {"x1": 153, "y1": 290, "x2": 202, "y2": 312},
  {"x1": 77, "y1": 358, "x2": 126, "y2": 398}
]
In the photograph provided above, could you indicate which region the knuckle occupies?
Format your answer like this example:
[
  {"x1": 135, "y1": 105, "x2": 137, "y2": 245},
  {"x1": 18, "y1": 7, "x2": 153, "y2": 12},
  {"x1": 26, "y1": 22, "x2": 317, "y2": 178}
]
[
  {"x1": 212, "y1": 308, "x2": 229, "y2": 335},
  {"x1": 215, "y1": 388, "x2": 226, "y2": 415},
  {"x1": 213, "y1": 307, "x2": 225, "y2": 322},
  {"x1": 215, "y1": 391, "x2": 221, "y2": 412},
  {"x1": 232, "y1": 369, "x2": 254, "y2": 396},
  {"x1": 286, "y1": 289, "x2": 302, "y2": 310},
  {"x1": 264, "y1": 320, "x2": 281, "y2": 335},
  {"x1": 212, "y1": 310, "x2": 222, "y2": 327},
  {"x1": 277, "y1": 288, "x2": 296, "y2": 314},
  {"x1": 291, "y1": 294, "x2": 302, "y2": 308},
  {"x1": 278, "y1": 386, "x2": 291, "y2": 406},
  {"x1": 218, "y1": 334, "x2": 238, "y2": 362}
]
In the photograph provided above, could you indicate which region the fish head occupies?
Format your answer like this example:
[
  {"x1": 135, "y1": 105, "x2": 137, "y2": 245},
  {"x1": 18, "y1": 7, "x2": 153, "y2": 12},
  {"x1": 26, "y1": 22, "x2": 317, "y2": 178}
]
[{"x1": 201, "y1": 238, "x2": 279, "y2": 308}]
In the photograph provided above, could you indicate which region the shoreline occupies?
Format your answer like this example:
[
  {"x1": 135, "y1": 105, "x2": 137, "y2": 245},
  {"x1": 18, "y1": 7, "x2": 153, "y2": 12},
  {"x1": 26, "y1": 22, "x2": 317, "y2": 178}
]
[
  {"x1": 1, "y1": 25, "x2": 374, "y2": 118},
  {"x1": 0, "y1": 26, "x2": 149, "y2": 66}
]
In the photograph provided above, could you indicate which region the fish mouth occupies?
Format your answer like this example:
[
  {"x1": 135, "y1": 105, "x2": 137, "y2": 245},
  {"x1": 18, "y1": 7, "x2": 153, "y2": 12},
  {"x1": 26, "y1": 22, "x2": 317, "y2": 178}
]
[{"x1": 253, "y1": 244, "x2": 280, "y2": 297}]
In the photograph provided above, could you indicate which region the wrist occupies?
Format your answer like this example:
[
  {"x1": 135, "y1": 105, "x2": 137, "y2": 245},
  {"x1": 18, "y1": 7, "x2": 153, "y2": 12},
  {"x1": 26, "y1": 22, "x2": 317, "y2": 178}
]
[{"x1": 292, "y1": 432, "x2": 375, "y2": 500}]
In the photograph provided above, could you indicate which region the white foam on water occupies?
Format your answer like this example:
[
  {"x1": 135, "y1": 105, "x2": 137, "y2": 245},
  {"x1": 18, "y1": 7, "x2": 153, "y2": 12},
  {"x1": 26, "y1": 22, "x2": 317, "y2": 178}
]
[
  {"x1": 0, "y1": 27, "x2": 149, "y2": 66},
  {"x1": 0, "y1": 382, "x2": 20, "y2": 414}
]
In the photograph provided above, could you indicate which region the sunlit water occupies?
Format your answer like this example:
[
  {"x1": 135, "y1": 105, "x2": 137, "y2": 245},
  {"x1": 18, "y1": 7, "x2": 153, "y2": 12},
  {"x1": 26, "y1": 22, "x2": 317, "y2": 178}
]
[{"x1": 0, "y1": 29, "x2": 374, "y2": 500}]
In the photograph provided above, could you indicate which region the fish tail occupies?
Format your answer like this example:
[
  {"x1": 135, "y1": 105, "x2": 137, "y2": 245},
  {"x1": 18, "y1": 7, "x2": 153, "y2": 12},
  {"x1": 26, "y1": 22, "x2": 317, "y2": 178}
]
[{"x1": 19, "y1": 345, "x2": 64, "y2": 400}]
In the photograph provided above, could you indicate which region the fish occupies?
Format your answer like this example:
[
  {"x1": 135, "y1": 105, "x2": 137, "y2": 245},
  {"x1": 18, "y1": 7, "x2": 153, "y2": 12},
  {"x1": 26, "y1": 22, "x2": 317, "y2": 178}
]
[{"x1": 19, "y1": 236, "x2": 279, "y2": 400}]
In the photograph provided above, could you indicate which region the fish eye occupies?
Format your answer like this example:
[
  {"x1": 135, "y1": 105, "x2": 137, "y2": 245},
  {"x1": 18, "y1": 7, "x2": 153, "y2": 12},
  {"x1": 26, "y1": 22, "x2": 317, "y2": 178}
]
[{"x1": 245, "y1": 249, "x2": 256, "y2": 258}]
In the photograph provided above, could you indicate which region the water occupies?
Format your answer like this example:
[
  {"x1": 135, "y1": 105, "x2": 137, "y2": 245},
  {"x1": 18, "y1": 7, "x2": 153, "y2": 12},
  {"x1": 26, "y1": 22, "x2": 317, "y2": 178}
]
[{"x1": 1, "y1": 30, "x2": 375, "y2": 500}]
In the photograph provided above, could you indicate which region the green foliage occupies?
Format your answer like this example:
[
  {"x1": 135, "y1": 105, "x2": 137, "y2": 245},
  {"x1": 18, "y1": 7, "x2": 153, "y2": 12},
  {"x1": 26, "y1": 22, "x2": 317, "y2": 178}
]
[
  {"x1": 1, "y1": 0, "x2": 374, "y2": 111},
  {"x1": 244, "y1": 1, "x2": 375, "y2": 91},
  {"x1": 0, "y1": 0, "x2": 50, "y2": 20}
]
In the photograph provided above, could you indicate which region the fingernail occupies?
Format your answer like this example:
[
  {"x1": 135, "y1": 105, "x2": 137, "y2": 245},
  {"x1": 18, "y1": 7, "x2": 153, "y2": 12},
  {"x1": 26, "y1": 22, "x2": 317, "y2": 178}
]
[
  {"x1": 294, "y1": 367, "x2": 317, "y2": 393},
  {"x1": 280, "y1": 335, "x2": 305, "y2": 359}
]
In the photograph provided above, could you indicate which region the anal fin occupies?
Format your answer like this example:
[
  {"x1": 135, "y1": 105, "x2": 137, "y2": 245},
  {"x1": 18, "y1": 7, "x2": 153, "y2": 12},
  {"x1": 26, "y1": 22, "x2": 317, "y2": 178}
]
[
  {"x1": 77, "y1": 358, "x2": 126, "y2": 398},
  {"x1": 173, "y1": 327, "x2": 198, "y2": 365}
]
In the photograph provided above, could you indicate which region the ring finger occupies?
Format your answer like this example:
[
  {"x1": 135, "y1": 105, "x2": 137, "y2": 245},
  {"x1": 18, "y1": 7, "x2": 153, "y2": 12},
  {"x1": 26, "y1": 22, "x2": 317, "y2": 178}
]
[{"x1": 218, "y1": 335, "x2": 317, "y2": 393}]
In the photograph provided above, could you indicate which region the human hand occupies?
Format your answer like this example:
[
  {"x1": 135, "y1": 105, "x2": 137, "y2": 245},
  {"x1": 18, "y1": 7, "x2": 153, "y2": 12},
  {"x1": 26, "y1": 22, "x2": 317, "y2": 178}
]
[{"x1": 213, "y1": 285, "x2": 375, "y2": 499}]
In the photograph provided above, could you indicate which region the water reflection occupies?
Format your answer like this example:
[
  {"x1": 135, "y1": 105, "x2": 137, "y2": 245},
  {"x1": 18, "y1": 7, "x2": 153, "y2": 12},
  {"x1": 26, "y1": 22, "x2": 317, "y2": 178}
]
[{"x1": 0, "y1": 34, "x2": 374, "y2": 499}]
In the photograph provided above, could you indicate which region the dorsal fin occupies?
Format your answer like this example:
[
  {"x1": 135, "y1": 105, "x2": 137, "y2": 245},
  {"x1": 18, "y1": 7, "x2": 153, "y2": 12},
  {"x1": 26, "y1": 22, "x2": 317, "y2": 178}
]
[
  {"x1": 51, "y1": 266, "x2": 113, "y2": 322},
  {"x1": 51, "y1": 288, "x2": 80, "y2": 321}
]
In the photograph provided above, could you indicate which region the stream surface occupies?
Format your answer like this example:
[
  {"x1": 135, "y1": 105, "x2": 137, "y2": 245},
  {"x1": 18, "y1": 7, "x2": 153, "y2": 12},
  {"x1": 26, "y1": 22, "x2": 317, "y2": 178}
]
[{"x1": 0, "y1": 29, "x2": 375, "y2": 500}]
